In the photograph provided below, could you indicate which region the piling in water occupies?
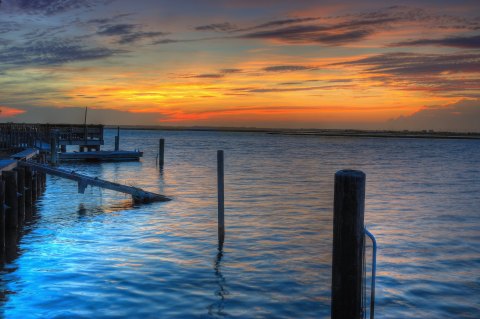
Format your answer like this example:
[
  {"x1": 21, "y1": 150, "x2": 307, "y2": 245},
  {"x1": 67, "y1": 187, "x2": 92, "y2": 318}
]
[
  {"x1": 15, "y1": 167, "x2": 26, "y2": 225},
  {"x1": 159, "y1": 138, "x2": 165, "y2": 168},
  {"x1": 0, "y1": 181, "x2": 5, "y2": 259},
  {"x1": 217, "y1": 150, "x2": 225, "y2": 246},
  {"x1": 331, "y1": 169, "x2": 366, "y2": 319},
  {"x1": 115, "y1": 126, "x2": 120, "y2": 151},
  {"x1": 2, "y1": 171, "x2": 19, "y2": 230},
  {"x1": 24, "y1": 166, "x2": 33, "y2": 218}
]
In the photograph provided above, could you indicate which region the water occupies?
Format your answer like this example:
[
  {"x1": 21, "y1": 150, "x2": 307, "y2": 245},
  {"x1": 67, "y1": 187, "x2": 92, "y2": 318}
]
[{"x1": 1, "y1": 130, "x2": 479, "y2": 318}]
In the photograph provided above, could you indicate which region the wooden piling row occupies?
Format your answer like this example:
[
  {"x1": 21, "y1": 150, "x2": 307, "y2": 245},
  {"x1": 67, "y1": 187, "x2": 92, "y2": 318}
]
[{"x1": 0, "y1": 154, "x2": 46, "y2": 264}]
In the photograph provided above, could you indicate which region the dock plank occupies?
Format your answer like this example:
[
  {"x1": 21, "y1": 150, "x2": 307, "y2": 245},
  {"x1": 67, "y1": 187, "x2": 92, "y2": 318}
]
[{"x1": 19, "y1": 161, "x2": 169, "y2": 203}]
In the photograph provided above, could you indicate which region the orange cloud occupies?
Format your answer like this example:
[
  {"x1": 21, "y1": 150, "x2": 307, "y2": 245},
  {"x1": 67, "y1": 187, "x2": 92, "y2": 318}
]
[{"x1": 0, "y1": 106, "x2": 26, "y2": 118}]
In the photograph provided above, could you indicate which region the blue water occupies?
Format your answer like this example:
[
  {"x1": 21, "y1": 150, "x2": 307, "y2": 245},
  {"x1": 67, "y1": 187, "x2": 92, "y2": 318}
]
[{"x1": 1, "y1": 129, "x2": 479, "y2": 318}]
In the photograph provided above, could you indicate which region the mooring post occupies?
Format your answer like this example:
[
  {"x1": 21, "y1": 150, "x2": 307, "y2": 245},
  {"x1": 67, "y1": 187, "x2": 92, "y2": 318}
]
[
  {"x1": 0, "y1": 181, "x2": 5, "y2": 259},
  {"x1": 217, "y1": 150, "x2": 225, "y2": 246},
  {"x1": 50, "y1": 132, "x2": 58, "y2": 165},
  {"x1": 24, "y1": 166, "x2": 33, "y2": 218},
  {"x1": 14, "y1": 167, "x2": 25, "y2": 225},
  {"x1": 32, "y1": 172, "x2": 38, "y2": 202},
  {"x1": 41, "y1": 153, "x2": 47, "y2": 191},
  {"x1": 159, "y1": 138, "x2": 165, "y2": 168},
  {"x1": 115, "y1": 126, "x2": 120, "y2": 151},
  {"x1": 331, "y1": 170, "x2": 366, "y2": 319},
  {"x1": 2, "y1": 171, "x2": 19, "y2": 230}
]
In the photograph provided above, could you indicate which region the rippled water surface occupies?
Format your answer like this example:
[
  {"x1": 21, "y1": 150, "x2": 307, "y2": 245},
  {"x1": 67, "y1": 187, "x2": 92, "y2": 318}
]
[{"x1": 1, "y1": 129, "x2": 479, "y2": 318}]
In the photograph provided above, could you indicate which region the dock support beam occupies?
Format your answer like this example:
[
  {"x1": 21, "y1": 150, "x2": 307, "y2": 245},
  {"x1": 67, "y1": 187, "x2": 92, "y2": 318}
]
[
  {"x1": 217, "y1": 150, "x2": 225, "y2": 246},
  {"x1": 331, "y1": 170, "x2": 366, "y2": 319},
  {"x1": 24, "y1": 166, "x2": 33, "y2": 218},
  {"x1": 0, "y1": 181, "x2": 5, "y2": 259},
  {"x1": 14, "y1": 167, "x2": 25, "y2": 225},
  {"x1": 2, "y1": 171, "x2": 19, "y2": 230}
]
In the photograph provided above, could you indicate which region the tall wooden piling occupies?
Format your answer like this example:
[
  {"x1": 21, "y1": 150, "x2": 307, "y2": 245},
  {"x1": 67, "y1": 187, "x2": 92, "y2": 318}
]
[
  {"x1": 159, "y1": 138, "x2": 165, "y2": 168},
  {"x1": 2, "y1": 171, "x2": 19, "y2": 230},
  {"x1": 217, "y1": 150, "x2": 225, "y2": 246},
  {"x1": 24, "y1": 166, "x2": 33, "y2": 218},
  {"x1": 115, "y1": 126, "x2": 120, "y2": 151},
  {"x1": 331, "y1": 170, "x2": 366, "y2": 319},
  {"x1": 32, "y1": 172, "x2": 38, "y2": 202},
  {"x1": 0, "y1": 181, "x2": 5, "y2": 259},
  {"x1": 50, "y1": 133, "x2": 58, "y2": 165},
  {"x1": 15, "y1": 167, "x2": 26, "y2": 225}
]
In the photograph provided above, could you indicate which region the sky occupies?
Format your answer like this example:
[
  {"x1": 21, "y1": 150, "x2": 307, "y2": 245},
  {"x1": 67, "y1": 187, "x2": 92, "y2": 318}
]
[{"x1": 0, "y1": 0, "x2": 479, "y2": 131}]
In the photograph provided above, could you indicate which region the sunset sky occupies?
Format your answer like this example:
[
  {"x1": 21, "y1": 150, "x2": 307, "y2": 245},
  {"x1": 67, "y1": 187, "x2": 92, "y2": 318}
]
[{"x1": 0, "y1": 0, "x2": 479, "y2": 131}]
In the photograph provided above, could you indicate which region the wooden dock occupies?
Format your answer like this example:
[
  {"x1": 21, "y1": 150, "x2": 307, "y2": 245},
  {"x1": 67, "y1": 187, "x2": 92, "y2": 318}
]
[{"x1": 19, "y1": 161, "x2": 169, "y2": 203}]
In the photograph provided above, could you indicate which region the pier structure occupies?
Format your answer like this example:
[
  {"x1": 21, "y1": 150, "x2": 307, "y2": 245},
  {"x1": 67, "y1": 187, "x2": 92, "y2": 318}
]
[
  {"x1": 0, "y1": 123, "x2": 141, "y2": 162},
  {"x1": 0, "y1": 123, "x2": 103, "y2": 152}
]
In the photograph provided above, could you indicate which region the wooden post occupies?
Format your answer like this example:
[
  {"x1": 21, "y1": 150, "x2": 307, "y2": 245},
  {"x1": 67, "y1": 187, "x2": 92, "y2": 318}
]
[
  {"x1": 115, "y1": 126, "x2": 120, "y2": 151},
  {"x1": 217, "y1": 150, "x2": 225, "y2": 246},
  {"x1": 32, "y1": 173, "x2": 38, "y2": 202},
  {"x1": 0, "y1": 181, "x2": 5, "y2": 259},
  {"x1": 50, "y1": 133, "x2": 58, "y2": 165},
  {"x1": 331, "y1": 170, "x2": 366, "y2": 319},
  {"x1": 2, "y1": 171, "x2": 19, "y2": 230},
  {"x1": 159, "y1": 138, "x2": 165, "y2": 168},
  {"x1": 14, "y1": 167, "x2": 25, "y2": 225},
  {"x1": 24, "y1": 166, "x2": 33, "y2": 218}
]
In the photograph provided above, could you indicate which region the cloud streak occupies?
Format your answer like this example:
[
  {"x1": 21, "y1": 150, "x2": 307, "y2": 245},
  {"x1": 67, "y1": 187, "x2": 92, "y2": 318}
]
[
  {"x1": 391, "y1": 34, "x2": 480, "y2": 49},
  {"x1": 0, "y1": 39, "x2": 125, "y2": 69}
]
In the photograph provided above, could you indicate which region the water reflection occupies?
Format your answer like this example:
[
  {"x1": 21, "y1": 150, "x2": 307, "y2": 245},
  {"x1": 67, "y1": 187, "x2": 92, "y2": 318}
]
[{"x1": 208, "y1": 246, "x2": 228, "y2": 317}]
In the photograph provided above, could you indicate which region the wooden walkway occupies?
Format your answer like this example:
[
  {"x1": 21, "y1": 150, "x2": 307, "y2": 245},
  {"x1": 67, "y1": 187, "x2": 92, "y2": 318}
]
[{"x1": 19, "y1": 161, "x2": 170, "y2": 203}]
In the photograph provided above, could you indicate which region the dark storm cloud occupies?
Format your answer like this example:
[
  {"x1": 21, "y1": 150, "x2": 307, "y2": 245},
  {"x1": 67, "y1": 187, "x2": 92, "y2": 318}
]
[
  {"x1": 195, "y1": 23, "x2": 237, "y2": 32},
  {"x1": 392, "y1": 34, "x2": 480, "y2": 49},
  {"x1": 0, "y1": 39, "x2": 124, "y2": 69}
]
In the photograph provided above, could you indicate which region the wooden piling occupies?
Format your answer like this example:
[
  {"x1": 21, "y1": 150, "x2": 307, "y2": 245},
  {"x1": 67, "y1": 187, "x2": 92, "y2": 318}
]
[
  {"x1": 32, "y1": 173, "x2": 38, "y2": 202},
  {"x1": 331, "y1": 170, "x2": 366, "y2": 319},
  {"x1": 217, "y1": 150, "x2": 225, "y2": 246},
  {"x1": 0, "y1": 181, "x2": 5, "y2": 259},
  {"x1": 159, "y1": 138, "x2": 165, "y2": 168},
  {"x1": 50, "y1": 132, "x2": 58, "y2": 165},
  {"x1": 15, "y1": 167, "x2": 26, "y2": 225},
  {"x1": 2, "y1": 171, "x2": 19, "y2": 230},
  {"x1": 115, "y1": 126, "x2": 120, "y2": 151},
  {"x1": 24, "y1": 166, "x2": 33, "y2": 218}
]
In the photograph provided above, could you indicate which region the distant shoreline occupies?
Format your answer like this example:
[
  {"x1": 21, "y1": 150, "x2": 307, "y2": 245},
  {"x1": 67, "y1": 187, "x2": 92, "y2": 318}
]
[{"x1": 105, "y1": 125, "x2": 480, "y2": 140}]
